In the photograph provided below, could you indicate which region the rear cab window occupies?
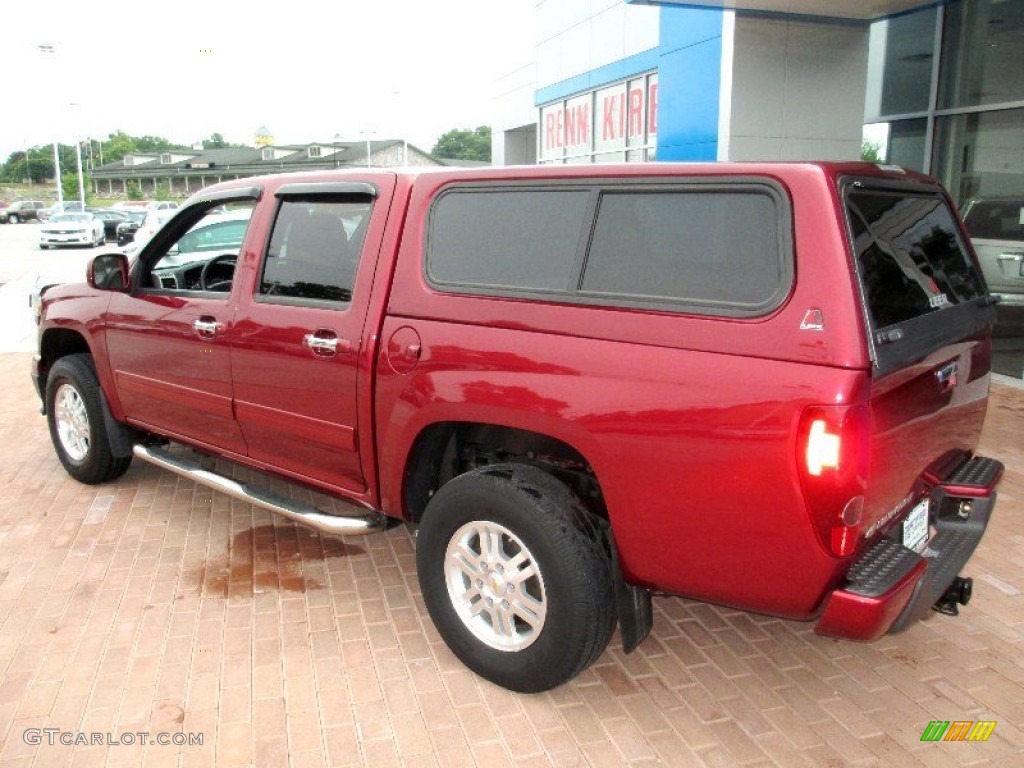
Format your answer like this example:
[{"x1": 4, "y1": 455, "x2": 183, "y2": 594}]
[
  {"x1": 843, "y1": 180, "x2": 993, "y2": 373},
  {"x1": 259, "y1": 196, "x2": 373, "y2": 306},
  {"x1": 248, "y1": 181, "x2": 381, "y2": 310}
]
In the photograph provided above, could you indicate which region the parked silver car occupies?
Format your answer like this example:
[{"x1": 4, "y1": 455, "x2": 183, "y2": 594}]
[{"x1": 963, "y1": 198, "x2": 1024, "y2": 313}]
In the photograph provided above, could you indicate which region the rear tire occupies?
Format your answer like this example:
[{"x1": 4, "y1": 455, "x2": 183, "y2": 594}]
[
  {"x1": 46, "y1": 354, "x2": 132, "y2": 484},
  {"x1": 416, "y1": 463, "x2": 615, "y2": 692}
]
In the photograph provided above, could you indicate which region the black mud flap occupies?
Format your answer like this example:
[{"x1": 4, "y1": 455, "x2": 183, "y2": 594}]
[
  {"x1": 99, "y1": 389, "x2": 138, "y2": 458},
  {"x1": 608, "y1": 533, "x2": 653, "y2": 654}
]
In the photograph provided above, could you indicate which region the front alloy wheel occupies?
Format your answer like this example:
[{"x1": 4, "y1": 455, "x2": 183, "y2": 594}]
[
  {"x1": 45, "y1": 354, "x2": 132, "y2": 484},
  {"x1": 54, "y1": 383, "x2": 91, "y2": 461}
]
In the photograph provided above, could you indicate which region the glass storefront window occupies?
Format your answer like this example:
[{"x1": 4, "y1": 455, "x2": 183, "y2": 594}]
[
  {"x1": 889, "y1": 119, "x2": 928, "y2": 172},
  {"x1": 932, "y1": 107, "x2": 1024, "y2": 379},
  {"x1": 939, "y1": 0, "x2": 1024, "y2": 110},
  {"x1": 932, "y1": 108, "x2": 1024, "y2": 206},
  {"x1": 865, "y1": 120, "x2": 928, "y2": 171},
  {"x1": 864, "y1": 1, "x2": 1024, "y2": 379},
  {"x1": 539, "y1": 72, "x2": 657, "y2": 165},
  {"x1": 865, "y1": 8, "x2": 936, "y2": 120}
]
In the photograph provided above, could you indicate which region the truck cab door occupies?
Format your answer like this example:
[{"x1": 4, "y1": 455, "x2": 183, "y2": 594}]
[
  {"x1": 227, "y1": 178, "x2": 396, "y2": 495},
  {"x1": 104, "y1": 190, "x2": 261, "y2": 455}
]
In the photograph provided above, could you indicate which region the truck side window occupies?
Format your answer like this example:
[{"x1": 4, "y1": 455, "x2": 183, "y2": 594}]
[
  {"x1": 145, "y1": 202, "x2": 256, "y2": 293},
  {"x1": 260, "y1": 199, "x2": 372, "y2": 304}
]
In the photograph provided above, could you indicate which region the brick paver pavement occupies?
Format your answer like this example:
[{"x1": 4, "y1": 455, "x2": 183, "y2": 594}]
[{"x1": 0, "y1": 350, "x2": 1021, "y2": 767}]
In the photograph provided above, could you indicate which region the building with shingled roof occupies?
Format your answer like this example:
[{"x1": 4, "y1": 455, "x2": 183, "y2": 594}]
[{"x1": 90, "y1": 139, "x2": 447, "y2": 198}]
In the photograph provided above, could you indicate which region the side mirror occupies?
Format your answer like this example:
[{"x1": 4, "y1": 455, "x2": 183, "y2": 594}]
[{"x1": 87, "y1": 253, "x2": 130, "y2": 292}]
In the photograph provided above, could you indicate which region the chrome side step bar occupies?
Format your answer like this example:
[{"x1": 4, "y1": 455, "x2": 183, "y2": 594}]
[{"x1": 133, "y1": 444, "x2": 388, "y2": 536}]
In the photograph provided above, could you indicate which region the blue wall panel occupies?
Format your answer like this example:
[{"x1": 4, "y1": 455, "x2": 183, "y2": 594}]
[
  {"x1": 535, "y1": 49, "x2": 661, "y2": 107},
  {"x1": 658, "y1": 4, "x2": 723, "y2": 52},
  {"x1": 656, "y1": 7, "x2": 723, "y2": 161},
  {"x1": 531, "y1": 4, "x2": 726, "y2": 162}
]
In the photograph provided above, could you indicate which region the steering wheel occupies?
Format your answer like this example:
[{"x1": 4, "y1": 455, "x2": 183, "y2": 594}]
[{"x1": 200, "y1": 253, "x2": 237, "y2": 292}]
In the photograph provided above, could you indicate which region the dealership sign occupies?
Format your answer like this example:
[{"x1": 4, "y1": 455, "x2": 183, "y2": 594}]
[{"x1": 540, "y1": 73, "x2": 658, "y2": 163}]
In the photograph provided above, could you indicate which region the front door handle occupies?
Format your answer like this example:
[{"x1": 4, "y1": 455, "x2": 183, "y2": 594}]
[{"x1": 193, "y1": 317, "x2": 224, "y2": 338}]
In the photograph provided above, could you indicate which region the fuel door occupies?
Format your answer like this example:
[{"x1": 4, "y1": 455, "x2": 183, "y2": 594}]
[{"x1": 386, "y1": 326, "x2": 422, "y2": 374}]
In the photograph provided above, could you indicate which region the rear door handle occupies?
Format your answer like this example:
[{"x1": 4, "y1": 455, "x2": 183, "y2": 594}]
[{"x1": 303, "y1": 331, "x2": 351, "y2": 357}]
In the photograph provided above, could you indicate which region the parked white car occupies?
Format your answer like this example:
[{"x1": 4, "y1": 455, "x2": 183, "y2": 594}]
[{"x1": 39, "y1": 213, "x2": 105, "y2": 249}]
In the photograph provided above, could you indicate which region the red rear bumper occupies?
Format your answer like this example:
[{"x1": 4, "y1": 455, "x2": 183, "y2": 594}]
[{"x1": 814, "y1": 559, "x2": 926, "y2": 641}]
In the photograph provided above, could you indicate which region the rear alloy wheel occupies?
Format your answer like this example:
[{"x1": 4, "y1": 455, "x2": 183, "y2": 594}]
[
  {"x1": 46, "y1": 354, "x2": 132, "y2": 484},
  {"x1": 417, "y1": 463, "x2": 615, "y2": 692}
]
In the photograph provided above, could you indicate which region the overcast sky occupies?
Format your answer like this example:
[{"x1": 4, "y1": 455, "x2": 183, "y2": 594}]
[{"x1": 1, "y1": 0, "x2": 534, "y2": 161}]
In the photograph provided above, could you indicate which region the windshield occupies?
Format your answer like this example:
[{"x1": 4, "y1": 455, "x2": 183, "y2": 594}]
[{"x1": 846, "y1": 187, "x2": 986, "y2": 330}]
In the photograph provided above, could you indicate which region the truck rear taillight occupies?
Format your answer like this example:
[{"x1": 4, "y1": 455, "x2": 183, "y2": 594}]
[
  {"x1": 797, "y1": 405, "x2": 870, "y2": 557},
  {"x1": 806, "y1": 420, "x2": 840, "y2": 476}
]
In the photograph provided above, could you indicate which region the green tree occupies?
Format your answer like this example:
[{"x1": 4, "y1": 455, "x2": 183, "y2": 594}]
[
  {"x1": 203, "y1": 132, "x2": 245, "y2": 149},
  {"x1": 861, "y1": 139, "x2": 884, "y2": 163},
  {"x1": 126, "y1": 180, "x2": 143, "y2": 201},
  {"x1": 98, "y1": 130, "x2": 188, "y2": 166},
  {"x1": 1, "y1": 132, "x2": 199, "y2": 180},
  {"x1": 101, "y1": 130, "x2": 138, "y2": 165},
  {"x1": 0, "y1": 151, "x2": 30, "y2": 183},
  {"x1": 61, "y1": 171, "x2": 87, "y2": 202},
  {"x1": 431, "y1": 126, "x2": 491, "y2": 162},
  {"x1": 153, "y1": 180, "x2": 173, "y2": 200},
  {"x1": 1, "y1": 147, "x2": 56, "y2": 184}
]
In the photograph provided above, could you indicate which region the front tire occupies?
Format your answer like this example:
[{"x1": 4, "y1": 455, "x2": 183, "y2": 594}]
[
  {"x1": 8, "y1": 213, "x2": 19, "y2": 224},
  {"x1": 416, "y1": 463, "x2": 615, "y2": 692},
  {"x1": 46, "y1": 354, "x2": 132, "y2": 484}
]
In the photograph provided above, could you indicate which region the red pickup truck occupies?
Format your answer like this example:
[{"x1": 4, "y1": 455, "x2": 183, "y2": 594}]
[{"x1": 33, "y1": 163, "x2": 1003, "y2": 692}]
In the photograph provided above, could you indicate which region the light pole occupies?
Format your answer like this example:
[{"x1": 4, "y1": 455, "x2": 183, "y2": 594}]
[
  {"x1": 391, "y1": 91, "x2": 408, "y2": 166},
  {"x1": 75, "y1": 139, "x2": 86, "y2": 206},
  {"x1": 333, "y1": 133, "x2": 342, "y2": 169},
  {"x1": 52, "y1": 143, "x2": 63, "y2": 208},
  {"x1": 69, "y1": 104, "x2": 86, "y2": 206},
  {"x1": 38, "y1": 44, "x2": 63, "y2": 207}
]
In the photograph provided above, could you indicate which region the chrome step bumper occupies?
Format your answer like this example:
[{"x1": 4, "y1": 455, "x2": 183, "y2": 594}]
[{"x1": 133, "y1": 444, "x2": 388, "y2": 536}]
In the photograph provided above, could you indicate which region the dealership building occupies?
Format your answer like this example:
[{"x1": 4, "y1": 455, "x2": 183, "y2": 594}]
[
  {"x1": 495, "y1": 0, "x2": 1022, "y2": 199},
  {"x1": 493, "y1": 0, "x2": 1024, "y2": 378}
]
